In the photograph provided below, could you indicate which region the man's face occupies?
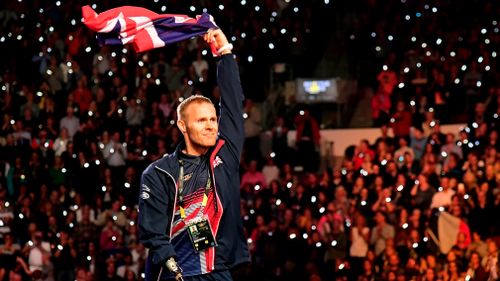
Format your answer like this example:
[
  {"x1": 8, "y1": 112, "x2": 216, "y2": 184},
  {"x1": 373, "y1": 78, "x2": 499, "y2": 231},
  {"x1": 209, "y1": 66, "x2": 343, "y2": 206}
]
[
  {"x1": 440, "y1": 177, "x2": 449, "y2": 190},
  {"x1": 178, "y1": 102, "x2": 218, "y2": 150}
]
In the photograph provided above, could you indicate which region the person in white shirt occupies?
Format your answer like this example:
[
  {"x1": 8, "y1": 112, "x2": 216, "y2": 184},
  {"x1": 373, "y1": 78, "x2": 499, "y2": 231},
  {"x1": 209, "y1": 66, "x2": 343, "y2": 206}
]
[
  {"x1": 350, "y1": 214, "x2": 370, "y2": 272},
  {"x1": 192, "y1": 50, "x2": 209, "y2": 77},
  {"x1": 482, "y1": 240, "x2": 499, "y2": 280},
  {"x1": 27, "y1": 232, "x2": 51, "y2": 272},
  {"x1": 394, "y1": 137, "x2": 414, "y2": 168},
  {"x1": 430, "y1": 176, "x2": 455, "y2": 210},
  {"x1": 59, "y1": 106, "x2": 80, "y2": 138},
  {"x1": 101, "y1": 131, "x2": 127, "y2": 167},
  {"x1": 262, "y1": 156, "x2": 279, "y2": 186},
  {"x1": 53, "y1": 128, "x2": 70, "y2": 157}
]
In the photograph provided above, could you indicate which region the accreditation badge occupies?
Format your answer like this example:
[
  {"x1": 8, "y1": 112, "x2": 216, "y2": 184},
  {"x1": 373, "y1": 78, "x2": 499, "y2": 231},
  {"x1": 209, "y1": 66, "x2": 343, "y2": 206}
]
[{"x1": 186, "y1": 216, "x2": 216, "y2": 252}]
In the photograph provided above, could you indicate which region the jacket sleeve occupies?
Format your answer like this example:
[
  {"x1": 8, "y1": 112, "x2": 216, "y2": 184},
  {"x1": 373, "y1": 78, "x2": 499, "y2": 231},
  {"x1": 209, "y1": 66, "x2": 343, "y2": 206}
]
[
  {"x1": 217, "y1": 54, "x2": 245, "y2": 160},
  {"x1": 138, "y1": 166, "x2": 176, "y2": 265}
]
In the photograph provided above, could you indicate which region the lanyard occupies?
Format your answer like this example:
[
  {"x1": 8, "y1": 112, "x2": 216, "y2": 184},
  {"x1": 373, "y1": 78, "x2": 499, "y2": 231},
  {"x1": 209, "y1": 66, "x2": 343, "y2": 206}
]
[{"x1": 178, "y1": 159, "x2": 211, "y2": 219}]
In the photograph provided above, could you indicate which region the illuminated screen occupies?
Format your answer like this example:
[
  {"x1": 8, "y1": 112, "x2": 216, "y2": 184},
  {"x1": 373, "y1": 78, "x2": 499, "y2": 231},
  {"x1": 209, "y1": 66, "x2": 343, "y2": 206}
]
[{"x1": 296, "y1": 78, "x2": 338, "y2": 103}]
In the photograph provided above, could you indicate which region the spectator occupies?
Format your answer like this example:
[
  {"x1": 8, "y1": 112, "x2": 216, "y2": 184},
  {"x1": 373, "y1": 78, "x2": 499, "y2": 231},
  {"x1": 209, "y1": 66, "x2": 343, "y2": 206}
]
[
  {"x1": 59, "y1": 107, "x2": 80, "y2": 139},
  {"x1": 294, "y1": 109, "x2": 320, "y2": 172},
  {"x1": 390, "y1": 101, "x2": 412, "y2": 139},
  {"x1": 243, "y1": 99, "x2": 263, "y2": 161},
  {"x1": 241, "y1": 160, "x2": 267, "y2": 189},
  {"x1": 371, "y1": 87, "x2": 391, "y2": 126},
  {"x1": 410, "y1": 127, "x2": 427, "y2": 161},
  {"x1": 370, "y1": 211, "x2": 395, "y2": 256},
  {"x1": 482, "y1": 240, "x2": 499, "y2": 280},
  {"x1": 349, "y1": 214, "x2": 370, "y2": 273},
  {"x1": 125, "y1": 97, "x2": 145, "y2": 127},
  {"x1": 430, "y1": 176, "x2": 455, "y2": 210},
  {"x1": 262, "y1": 156, "x2": 280, "y2": 186}
]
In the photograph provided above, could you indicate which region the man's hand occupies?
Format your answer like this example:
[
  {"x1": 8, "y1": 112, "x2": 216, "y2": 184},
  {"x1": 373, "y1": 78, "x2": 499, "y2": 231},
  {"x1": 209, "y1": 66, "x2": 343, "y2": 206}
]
[
  {"x1": 204, "y1": 28, "x2": 232, "y2": 55},
  {"x1": 166, "y1": 257, "x2": 184, "y2": 281}
]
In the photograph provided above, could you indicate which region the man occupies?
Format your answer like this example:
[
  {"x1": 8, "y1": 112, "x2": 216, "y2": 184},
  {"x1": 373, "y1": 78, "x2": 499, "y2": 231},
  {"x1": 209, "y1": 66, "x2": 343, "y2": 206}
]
[
  {"x1": 138, "y1": 28, "x2": 249, "y2": 281},
  {"x1": 430, "y1": 176, "x2": 455, "y2": 210},
  {"x1": 482, "y1": 240, "x2": 499, "y2": 280},
  {"x1": 59, "y1": 106, "x2": 80, "y2": 139},
  {"x1": 370, "y1": 211, "x2": 395, "y2": 256}
]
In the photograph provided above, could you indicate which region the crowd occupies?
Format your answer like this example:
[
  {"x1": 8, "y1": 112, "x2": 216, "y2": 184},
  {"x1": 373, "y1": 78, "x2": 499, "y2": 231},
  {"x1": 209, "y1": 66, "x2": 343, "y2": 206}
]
[
  {"x1": 361, "y1": 0, "x2": 500, "y2": 126},
  {"x1": 0, "y1": 0, "x2": 499, "y2": 281}
]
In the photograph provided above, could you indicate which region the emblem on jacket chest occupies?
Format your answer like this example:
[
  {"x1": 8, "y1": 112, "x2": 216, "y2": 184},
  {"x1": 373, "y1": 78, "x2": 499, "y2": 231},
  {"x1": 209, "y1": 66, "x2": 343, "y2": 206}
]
[{"x1": 212, "y1": 156, "x2": 223, "y2": 168}]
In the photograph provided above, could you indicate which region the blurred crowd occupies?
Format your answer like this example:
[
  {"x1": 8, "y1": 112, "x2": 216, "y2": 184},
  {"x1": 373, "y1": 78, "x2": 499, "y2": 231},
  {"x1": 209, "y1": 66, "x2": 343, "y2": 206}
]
[
  {"x1": 0, "y1": 0, "x2": 499, "y2": 281},
  {"x1": 359, "y1": 0, "x2": 500, "y2": 125}
]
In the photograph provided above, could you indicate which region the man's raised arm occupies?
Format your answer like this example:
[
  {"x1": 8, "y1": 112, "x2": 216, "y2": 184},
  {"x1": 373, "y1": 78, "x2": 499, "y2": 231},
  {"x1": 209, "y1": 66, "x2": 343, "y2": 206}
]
[{"x1": 205, "y1": 29, "x2": 245, "y2": 157}]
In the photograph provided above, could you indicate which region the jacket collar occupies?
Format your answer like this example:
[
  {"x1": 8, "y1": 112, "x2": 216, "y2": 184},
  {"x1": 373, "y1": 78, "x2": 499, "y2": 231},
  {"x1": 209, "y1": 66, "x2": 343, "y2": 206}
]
[{"x1": 154, "y1": 139, "x2": 225, "y2": 178}]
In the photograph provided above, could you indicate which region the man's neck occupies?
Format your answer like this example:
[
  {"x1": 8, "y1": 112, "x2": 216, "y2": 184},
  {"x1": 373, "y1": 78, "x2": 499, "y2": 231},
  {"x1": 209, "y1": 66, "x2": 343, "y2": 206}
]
[{"x1": 183, "y1": 146, "x2": 209, "y2": 157}]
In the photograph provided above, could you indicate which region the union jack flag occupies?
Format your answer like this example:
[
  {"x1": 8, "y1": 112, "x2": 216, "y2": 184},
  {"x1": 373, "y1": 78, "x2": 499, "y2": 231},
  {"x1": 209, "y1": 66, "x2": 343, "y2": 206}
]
[{"x1": 82, "y1": 5, "x2": 218, "y2": 54}]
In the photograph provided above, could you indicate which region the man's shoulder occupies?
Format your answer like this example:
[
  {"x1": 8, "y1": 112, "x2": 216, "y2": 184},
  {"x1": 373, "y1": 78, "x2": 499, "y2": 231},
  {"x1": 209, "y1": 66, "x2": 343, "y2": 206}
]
[{"x1": 142, "y1": 153, "x2": 177, "y2": 177}]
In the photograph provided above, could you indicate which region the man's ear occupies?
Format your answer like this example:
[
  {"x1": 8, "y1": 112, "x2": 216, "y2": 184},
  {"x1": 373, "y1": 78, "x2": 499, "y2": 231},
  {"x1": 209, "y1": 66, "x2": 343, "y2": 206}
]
[{"x1": 177, "y1": 119, "x2": 187, "y2": 135}]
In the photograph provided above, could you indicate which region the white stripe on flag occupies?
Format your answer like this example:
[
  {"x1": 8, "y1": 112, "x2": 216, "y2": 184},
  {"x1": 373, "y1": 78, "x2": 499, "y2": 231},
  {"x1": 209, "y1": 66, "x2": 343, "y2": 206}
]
[
  {"x1": 121, "y1": 35, "x2": 136, "y2": 45},
  {"x1": 144, "y1": 25, "x2": 166, "y2": 48},
  {"x1": 123, "y1": 16, "x2": 154, "y2": 45},
  {"x1": 174, "y1": 16, "x2": 191, "y2": 23},
  {"x1": 98, "y1": 12, "x2": 124, "y2": 33},
  {"x1": 129, "y1": 16, "x2": 154, "y2": 30}
]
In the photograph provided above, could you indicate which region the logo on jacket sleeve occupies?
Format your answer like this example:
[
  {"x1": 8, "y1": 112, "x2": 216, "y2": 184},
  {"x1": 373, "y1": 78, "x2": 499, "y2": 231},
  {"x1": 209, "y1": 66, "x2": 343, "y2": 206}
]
[
  {"x1": 140, "y1": 184, "x2": 150, "y2": 200},
  {"x1": 212, "y1": 156, "x2": 223, "y2": 168}
]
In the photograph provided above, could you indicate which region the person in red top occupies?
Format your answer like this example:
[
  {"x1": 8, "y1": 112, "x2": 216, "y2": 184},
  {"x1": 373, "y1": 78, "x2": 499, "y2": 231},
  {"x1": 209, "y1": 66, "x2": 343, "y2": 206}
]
[
  {"x1": 353, "y1": 139, "x2": 375, "y2": 169},
  {"x1": 377, "y1": 68, "x2": 398, "y2": 96},
  {"x1": 72, "y1": 77, "x2": 93, "y2": 112},
  {"x1": 31, "y1": 130, "x2": 53, "y2": 155},
  {"x1": 390, "y1": 100, "x2": 412, "y2": 139}
]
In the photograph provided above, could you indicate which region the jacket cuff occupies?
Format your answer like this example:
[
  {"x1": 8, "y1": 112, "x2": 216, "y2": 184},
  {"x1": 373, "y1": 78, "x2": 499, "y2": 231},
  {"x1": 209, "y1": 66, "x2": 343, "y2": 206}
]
[{"x1": 151, "y1": 246, "x2": 177, "y2": 265}]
